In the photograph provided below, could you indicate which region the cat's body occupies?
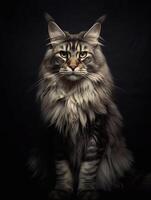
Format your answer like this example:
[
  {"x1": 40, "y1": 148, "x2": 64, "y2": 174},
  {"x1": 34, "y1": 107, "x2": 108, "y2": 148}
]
[{"x1": 36, "y1": 14, "x2": 133, "y2": 199}]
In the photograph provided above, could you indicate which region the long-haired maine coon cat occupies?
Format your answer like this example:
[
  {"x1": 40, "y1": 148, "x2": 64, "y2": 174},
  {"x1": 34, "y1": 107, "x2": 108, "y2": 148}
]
[{"x1": 32, "y1": 14, "x2": 134, "y2": 199}]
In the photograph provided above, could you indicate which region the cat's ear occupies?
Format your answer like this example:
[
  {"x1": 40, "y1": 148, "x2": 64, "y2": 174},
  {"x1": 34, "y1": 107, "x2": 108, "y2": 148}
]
[
  {"x1": 45, "y1": 13, "x2": 66, "y2": 45},
  {"x1": 83, "y1": 15, "x2": 106, "y2": 45}
]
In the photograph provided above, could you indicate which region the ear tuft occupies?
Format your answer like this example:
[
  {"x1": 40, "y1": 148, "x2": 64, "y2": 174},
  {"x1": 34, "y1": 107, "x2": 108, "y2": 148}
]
[
  {"x1": 96, "y1": 14, "x2": 107, "y2": 24},
  {"x1": 44, "y1": 12, "x2": 54, "y2": 22}
]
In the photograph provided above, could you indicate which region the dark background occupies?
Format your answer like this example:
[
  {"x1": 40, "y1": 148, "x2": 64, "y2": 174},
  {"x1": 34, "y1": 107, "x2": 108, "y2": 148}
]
[{"x1": 2, "y1": 0, "x2": 151, "y2": 199}]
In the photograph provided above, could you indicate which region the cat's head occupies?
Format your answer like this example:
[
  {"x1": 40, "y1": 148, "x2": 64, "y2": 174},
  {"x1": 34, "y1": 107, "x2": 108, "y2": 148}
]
[{"x1": 42, "y1": 14, "x2": 106, "y2": 82}]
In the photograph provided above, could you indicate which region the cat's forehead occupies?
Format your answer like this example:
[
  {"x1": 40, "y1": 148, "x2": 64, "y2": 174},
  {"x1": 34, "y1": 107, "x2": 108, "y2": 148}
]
[{"x1": 54, "y1": 40, "x2": 93, "y2": 53}]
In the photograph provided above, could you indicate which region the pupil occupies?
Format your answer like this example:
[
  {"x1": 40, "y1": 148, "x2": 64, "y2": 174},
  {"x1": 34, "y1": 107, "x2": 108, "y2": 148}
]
[
  {"x1": 61, "y1": 51, "x2": 67, "y2": 57},
  {"x1": 80, "y1": 52, "x2": 86, "y2": 57}
]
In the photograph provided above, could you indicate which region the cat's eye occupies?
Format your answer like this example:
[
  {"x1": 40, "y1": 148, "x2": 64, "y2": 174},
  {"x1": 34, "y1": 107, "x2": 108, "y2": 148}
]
[
  {"x1": 79, "y1": 51, "x2": 87, "y2": 59},
  {"x1": 60, "y1": 51, "x2": 68, "y2": 58}
]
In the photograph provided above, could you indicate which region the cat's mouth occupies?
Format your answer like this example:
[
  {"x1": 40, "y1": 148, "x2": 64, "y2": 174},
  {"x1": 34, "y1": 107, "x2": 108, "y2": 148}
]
[{"x1": 63, "y1": 71, "x2": 84, "y2": 81}]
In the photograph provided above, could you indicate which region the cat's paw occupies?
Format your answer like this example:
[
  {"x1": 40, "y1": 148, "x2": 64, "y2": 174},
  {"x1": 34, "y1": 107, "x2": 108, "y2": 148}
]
[
  {"x1": 49, "y1": 190, "x2": 72, "y2": 200},
  {"x1": 77, "y1": 190, "x2": 100, "y2": 200}
]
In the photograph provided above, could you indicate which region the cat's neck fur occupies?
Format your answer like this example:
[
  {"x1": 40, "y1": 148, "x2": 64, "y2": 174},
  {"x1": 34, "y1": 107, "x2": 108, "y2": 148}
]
[{"x1": 38, "y1": 65, "x2": 113, "y2": 143}]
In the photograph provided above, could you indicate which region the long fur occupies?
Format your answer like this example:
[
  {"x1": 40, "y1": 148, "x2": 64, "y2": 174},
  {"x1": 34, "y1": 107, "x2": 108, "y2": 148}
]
[{"x1": 35, "y1": 17, "x2": 133, "y2": 194}]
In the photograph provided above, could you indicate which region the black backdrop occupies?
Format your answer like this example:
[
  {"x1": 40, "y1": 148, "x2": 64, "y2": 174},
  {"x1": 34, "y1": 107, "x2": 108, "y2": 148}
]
[{"x1": 2, "y1": 0, "x2": 151, "y2": 199}]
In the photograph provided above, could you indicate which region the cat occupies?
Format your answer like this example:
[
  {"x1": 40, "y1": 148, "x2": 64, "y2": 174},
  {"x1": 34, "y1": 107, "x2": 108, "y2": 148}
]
[{"x1": 35, "y1": 13, "x2": 133, "y2": 199}]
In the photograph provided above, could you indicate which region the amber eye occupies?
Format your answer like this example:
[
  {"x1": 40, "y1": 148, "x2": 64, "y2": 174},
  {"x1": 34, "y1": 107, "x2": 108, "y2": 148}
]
[
  {"x1": 60, "y1": 51, "x2": 68, "y2": 58},
  {"x1": 79, "y1": 51, "x2": 87, "y2": 59}
]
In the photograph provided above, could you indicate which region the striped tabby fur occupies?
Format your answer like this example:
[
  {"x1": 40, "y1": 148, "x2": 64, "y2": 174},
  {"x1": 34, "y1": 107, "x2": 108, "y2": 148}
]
[{"x1": 37, "y1": 14, "x2": 133, "y2": 199}]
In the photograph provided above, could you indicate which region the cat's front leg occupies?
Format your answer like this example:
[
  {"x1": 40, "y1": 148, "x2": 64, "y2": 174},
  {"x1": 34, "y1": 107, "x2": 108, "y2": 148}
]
[
  {"x1": 49, "y1": 160, "x2": 73, "y2": 200},
  {"x1": 55, "y1": 160, "x2": 73, "y2": 191},
  {"x1": 78, "y1": 137, "x2": 100, "y2": 200}
]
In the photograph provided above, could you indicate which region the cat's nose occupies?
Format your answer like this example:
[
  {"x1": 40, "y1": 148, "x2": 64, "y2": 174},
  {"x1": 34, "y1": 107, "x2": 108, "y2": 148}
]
[
  {"x1": 67, "y1": 58, "x2": 79, "y2": 71},
  {"x1": 69, "y1": 64, "x2": 77, "y2": 71}
]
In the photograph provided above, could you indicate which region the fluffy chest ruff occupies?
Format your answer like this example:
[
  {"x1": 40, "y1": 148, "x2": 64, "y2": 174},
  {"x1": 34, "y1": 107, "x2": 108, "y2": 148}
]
[{"x1": 39, "y1": 78, "x2": 109, "y2": 138}]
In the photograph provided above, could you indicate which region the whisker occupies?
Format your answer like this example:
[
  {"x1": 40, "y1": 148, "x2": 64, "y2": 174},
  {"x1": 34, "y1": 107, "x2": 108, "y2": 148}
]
[
  {"x1": 114, "y1": 85, "x2": 127, "y2": 94},
  {"x1": 85, "y1": 73, "x2": 126, "y2": 94},
  {"x1": 27, "y1": 77, "x2": 45, "y2": 92},
  {"x1": 27, "y1": 72, "x2": 60, "y2": 93},
  {"x1": 87, "y1": 73, "x2": 104, "y2": 83}
]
